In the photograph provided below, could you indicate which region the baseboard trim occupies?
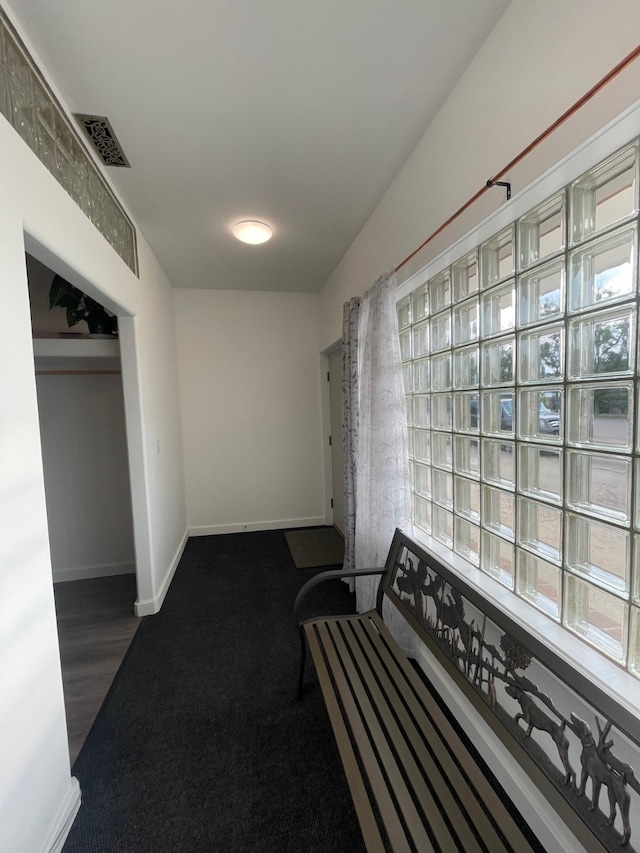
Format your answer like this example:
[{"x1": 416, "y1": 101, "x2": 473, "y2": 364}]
[
  {"x1": 53, "y1": 561, "x2": 136, "y2": 583},
  {"x1": 188, "y1": 517, "x2": 326, "y2": 537},
  {"x1": 44, "y1": 776, "x2": 81, "y2": 853},
  {"x1": 416, "y1": 646, "x2": 584, "y2": 853},
  {"x1": 134, "y1": 529, "x2": 188, "y2": 616}
]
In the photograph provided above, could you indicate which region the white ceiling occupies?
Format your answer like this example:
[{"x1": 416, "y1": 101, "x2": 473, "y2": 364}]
[{"x1": 8, "y1": 0, "x2": 510, "y2": 292}]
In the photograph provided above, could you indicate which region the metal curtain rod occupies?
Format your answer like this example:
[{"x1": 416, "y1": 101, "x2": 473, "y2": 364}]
[{"x1": 395, "y1": 43, "x2": 640, "y2": 275}]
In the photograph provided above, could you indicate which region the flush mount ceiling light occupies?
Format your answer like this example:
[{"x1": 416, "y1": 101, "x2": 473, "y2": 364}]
[{"x1": 232, "y1": 220, "x2": 273, "y2": 244}]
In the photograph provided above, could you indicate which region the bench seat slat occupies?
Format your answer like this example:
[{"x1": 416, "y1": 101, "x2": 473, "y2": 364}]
[
  {"x1": 359, "y1": 613, "x2": 536, "y2": 853},
  {"x1": 347, "y1": 616, "x2": 506, "y2": 853},
  {"x1": 305, "y1": 610, "x2": 540, "y2": 852},
  {"x1": 305, "y1": 623, "x2": 387, "y2": 853},
  {"x1": 313, "y1": 621, "x2": 416, "y2": 853},
  {"x1": 324, "y1": 619, "x2": 438, "y2": 852}
]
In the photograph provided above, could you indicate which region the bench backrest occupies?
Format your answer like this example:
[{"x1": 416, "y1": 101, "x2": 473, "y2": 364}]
[{"x1": 379, "y1": 528, "x2": 640, "y2": 852}]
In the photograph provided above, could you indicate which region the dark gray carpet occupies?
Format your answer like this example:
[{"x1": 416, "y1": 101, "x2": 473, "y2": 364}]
[
  {"x1": 63, "y1": 530, "x2": 366, "y2": 853},
  {"x1": 284, "y1": 525, "x2": 344, "y2": 568}
]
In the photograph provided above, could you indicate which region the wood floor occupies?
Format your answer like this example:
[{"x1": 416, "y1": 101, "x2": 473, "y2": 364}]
[{"x1": 53, "y1": 573, "x2": 140, "y2": 765}]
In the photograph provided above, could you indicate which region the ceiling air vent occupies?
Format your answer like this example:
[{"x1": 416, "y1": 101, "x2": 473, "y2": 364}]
[{"x1": 74, "y1": 114, "x2": 130, "y2": 167}]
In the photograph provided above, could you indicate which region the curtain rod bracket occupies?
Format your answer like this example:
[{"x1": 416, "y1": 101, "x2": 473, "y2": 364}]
[{"x1": 486, "y1": 178, "x2": 511, "y2": 200}]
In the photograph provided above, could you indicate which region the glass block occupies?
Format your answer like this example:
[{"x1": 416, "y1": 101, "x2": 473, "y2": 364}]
[
  {"x1": 4, "y1": 29, "x2": 32, "y2": 96},
  {"x1": 568, "y1": 226, "x2": 636, "y2": 313},
  {"x1": 414, "y1": 494, "x2": 432, "y2": 535},
  {"x1": 413, "y1": 395, "x2": 431, "y2": 429},
  {"x1": 431, "y1": 353, "x2": 451, "y2": 391},
  {"x1": 567, "y1": 382, "x2": 632, "y2": 451},
  {"x1": 518, "y1": 259, "x2": 565, "y2": 327},
  {"x1": 482, "y1": 485, "x2": 515, "y2": 540},
  {"x1": 399, "y1": 328, "x2": 412, "y2": 361},
  {"x1": 31, "y1": 76, "x2": 55, "y2": 133},
  {"x1": 431, "y1": 395, "x2": 452, "y2": 431},
  {"x1": 431, "y1": 432, "x2": 453, "y2": 470},
  {"x1": 432, "y1": 469, "x2": 453, "y2": 508},
  {"x1": 481, "y1": 390, "x2": 514, "y2": 437},
  {"x1": 481, "y1": 530, "x2": 514, "y2": 589},
  {"x1": 565, "y1": 513, "x2": 630, "y2": 595},
  {"x1": 432, "y1": 505, "x2": 453, "y2": 547},
  {"x1": 453, "y1": 345, "x2": 478, "y2": 389},
  {"x1": 518, "y1": 445, "x2": 563, "y2": 504},
  {"x1": 482, "y1": 439, "x2": 515, "y2": 489},
  {"x1": 411, "y1": 283, "x2": 429, "y2": 322},
  {"x1": 518, "y1": 387, "x2": 562, "y2": 443},
  {"x1": 34, "y1": 117, "x2": 56, "y2": 174},
  {"x1": 402, "y1": 361, "x2": 413, "y2": 394},
  {"x1": 516, "y1": 551, "x2": 561, "y2": 620},
  {"x1": 453, "y1": 392, "x2": 479, "y2": 434},
  {"x1": 413, "y1": 358, "x2": 429, "y2": 393},
  {"x1": 629, "y1": 607, "x2": 640, "y2": 678},
  {"x1": 454, "y1": 517, "x2": 480, "y2": 566},
  {"x1": 411, "y1": 320, "x2": 429, "y2": 358},
  {"x1": 566, "y1": 449, "x2": 631, "y2": 524},
  {"x1": 7, "y1": 76, "x2": 35, "y2": 148},
  {"x1": 518, "y1": 192, "x2": 565, "y2": 270},
  {"x1": 519, "y1": 324, "x2": 564, "y2": 383},
  {"x1": 454, "y1": 435, "x2": 480, "y2": 479},
  {"x1": 480, "y1": 226, "x2": 515, "y2": 288},
  {"x1": 405, "y1": 395, "x2": 413, "y2": 428},
  {"x1": 570, "y1": 144, "x2": 638, "y2": 244},
  {"x1": 568, "y1": 304, "x2": 635, "y2": 379},
  {"x1": 414, "y1": 429, "x2": 431, "y2": 464},
  {"x1": 481, "y1": 280, "x2": 515, "y2": 338},
  {"x1": 429, "y1": 270, "x2": 451, "y2": 313},
  {"x1": 481, "y1": 337, "x2": 515, "y2": 387},
  {"x1": 518, "y1": 497, "x2": 562, "y2": 567},
  {"x1": 0, "y1": 69, "x2": 9, "y2": 122},
  {"x1": 564, "y1": 574, "x2": 628, "y2": 663},
  {"x1": 454, "y1": 476, "x2": 480, "y2": 523},
  {"x1": 414, "y1": 462, "x2": 432, "y2": 498},
  {"x1": 453, "y1": 297, "x2": 479, "y2": 346},
  {"x1": 452, "y1": 251, "x2": 479, "y2": 302},
  {"x1": 397, "y1": 295, "x2": 411, "y2": 329},
  {"x1": 430, "y1": 310, "x2": 451, "y2": 353}
]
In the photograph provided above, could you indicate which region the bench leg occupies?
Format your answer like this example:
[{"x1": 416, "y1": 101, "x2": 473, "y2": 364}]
[{"x1": 297, "y1": 627, "x2": 307, "y2": 701}]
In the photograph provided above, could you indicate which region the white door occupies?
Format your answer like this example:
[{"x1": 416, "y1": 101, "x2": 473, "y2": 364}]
[{"x1": 328, "y1": 346, "x2": 345, "y2": 535}]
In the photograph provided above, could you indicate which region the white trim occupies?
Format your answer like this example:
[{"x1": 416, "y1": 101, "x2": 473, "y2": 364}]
[
  {"x1": 417, "y1": 647, "x2": 587, "y2": 853},
  {"x1": 134, "y1": 528, "x2": 188, "y2": 616},
  {"x1": 52, "y1": 561, "x2": 135, "y2": 583},
  {"x1": 42, "y1": 777, "x2": 81, "y2": 853},
  {"x1": 188, "y1": 516, "x2": 327, "y2": 537},
  {"x1": 397, "y1": 96, "x2": 640, "y2": 299}
]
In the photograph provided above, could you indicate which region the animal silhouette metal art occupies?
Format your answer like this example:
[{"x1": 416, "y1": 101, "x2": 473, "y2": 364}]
[{"x1": 570, "y1": 714, "x2": 632, "y2": 847}]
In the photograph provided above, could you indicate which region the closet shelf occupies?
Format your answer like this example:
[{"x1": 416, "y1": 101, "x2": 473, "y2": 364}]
[{"x1": 32, "y1": 337, "x2": 121, "y2": 373}]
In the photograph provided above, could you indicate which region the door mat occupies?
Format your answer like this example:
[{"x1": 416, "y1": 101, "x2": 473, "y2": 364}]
[{"x1": 285, "y1": 526, "x2": 345, "y2": 569}]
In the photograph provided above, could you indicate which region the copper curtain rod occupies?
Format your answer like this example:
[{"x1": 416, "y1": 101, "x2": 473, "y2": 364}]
[{"x1": 395, "y1": 43, "x2": 640, "y2": 275}]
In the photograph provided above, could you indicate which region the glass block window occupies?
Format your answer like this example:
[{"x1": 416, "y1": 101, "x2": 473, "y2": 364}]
[
  {"x1": 0, "y1": 11, "x2": 138, "y2": 273},
  {"x1": 401, "y1": 138, "x2": 640, "y2": 672}
]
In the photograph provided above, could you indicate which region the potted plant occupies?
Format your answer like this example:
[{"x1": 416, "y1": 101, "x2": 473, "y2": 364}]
[{"x1": 49, "y1": 274, "x2": 118, "y2": 337}]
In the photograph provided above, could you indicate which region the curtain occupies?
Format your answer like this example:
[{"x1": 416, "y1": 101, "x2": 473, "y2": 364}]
[
  {"x1": 342, "y1": 271, "x2": 415, "y2": 653},
  {"x1": 341, "y1": 297, "x2": 360, "y2": 586}
]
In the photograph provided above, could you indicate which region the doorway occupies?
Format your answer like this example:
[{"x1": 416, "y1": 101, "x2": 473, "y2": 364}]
[{"x1": 26, "y1": 252, "x2": 139, "y2": 761}]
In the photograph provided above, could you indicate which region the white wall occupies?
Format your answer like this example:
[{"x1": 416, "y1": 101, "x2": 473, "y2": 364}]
[
  {"x1": 319, "y1": 0, "x2": 640, "y2": 345},
  {"x1": 175, "y1": 289, "x2": 326, "y2": 534},
  {"x1": 0, "y1": 8, "x2": 187, "y2": 850}
]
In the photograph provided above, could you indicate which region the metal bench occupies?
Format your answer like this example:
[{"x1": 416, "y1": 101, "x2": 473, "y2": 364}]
[{"x1": 294, "y1": 529, "x2": 543, "y2": 853}]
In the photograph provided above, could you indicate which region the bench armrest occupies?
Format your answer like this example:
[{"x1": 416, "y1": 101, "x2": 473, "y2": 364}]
[{"x1": 293, "y1": 567, "x2": 385, "y2": 625}]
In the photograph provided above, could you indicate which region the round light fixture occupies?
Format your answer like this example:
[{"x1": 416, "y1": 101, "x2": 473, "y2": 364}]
[{"x1": 232, "y1": 220, "x2": 273, "y2": 244}]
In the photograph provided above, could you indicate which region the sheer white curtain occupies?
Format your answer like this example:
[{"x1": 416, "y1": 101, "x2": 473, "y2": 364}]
[{"x1": 342, "y1": 271, "x2": 415, "y2": 654}]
